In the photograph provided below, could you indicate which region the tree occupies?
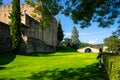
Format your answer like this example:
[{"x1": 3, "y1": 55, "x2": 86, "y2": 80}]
[
  {"x1": 57, "y1": 19, "x2": 64, "y2": 44},
  {"x1": 0, "y1": 0, "x2": 2, "y2": 6},
  {"x1": 62, "y1": 38, "x2": 71, "y2": 47},
  {"x1": 104, "y1": 36, "x2": 120, "y2": 52},
  {"x1": 79, "y1": 42, "x2": 89, "y2": 48},
  {"x1": 26, "y1": 0, "x2": 120, "y2": 32},
  {"x1": 25, "y1": 0, "x2": 63, "y2": 30},
  {"x1": 10, "y1": 0, "x2": 21, "y2": 53},
  {"x1": 63, "y1": 0, "x2": 120, "y2": 28},
  {"x1": 71, "y1": 26, "x2": 79, "y2": 49},
  {"x1": 112, "y1": 26, "x2": 120, "y2": 37}
]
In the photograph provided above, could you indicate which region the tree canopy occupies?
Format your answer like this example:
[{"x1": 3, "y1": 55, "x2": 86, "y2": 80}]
[
  {"x1": 63, "y1": 0, "x2": 120, "y2": 28},
  {"x1": 26, "y1": 0, "x2": 120, "y2": 29},
  {"x1": 62, "y1": 38, "x2": 71, "y2": 47},
  {"x1": 104, "y1": 36, "x2": 120, "y2": 52},
  {"x1": 0, "y1": 0, "x2": 2, "y2": 6},
  {"x1": 25, "y1": 0, "x2": 63, "y2": 30},
  {"x1": 112, "y1": 26, "x2": 120, "y2": 37}
]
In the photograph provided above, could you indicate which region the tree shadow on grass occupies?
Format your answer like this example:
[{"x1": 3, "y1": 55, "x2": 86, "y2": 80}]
[
  {"x1": 27, "y1": 63, "x2": 108, "y2": 80},
  {"x1": 56, "y1": 47, "x2": 76, "y2": 53},
  {"x1": 18, "y1": 47, "x2": 77, "y2": 57},
  {"x1": 0, "y1": 66, "x2": 6, "y2": 70},
  {"x1": 19, "y1": 52, "x2": 74, "y2": 57},
  {"x1": 0, "y1": 53, "x2": 16, "y2": 70},
  {"x1": 19, "y1": 52, "x2": 56, "y2": 57}
]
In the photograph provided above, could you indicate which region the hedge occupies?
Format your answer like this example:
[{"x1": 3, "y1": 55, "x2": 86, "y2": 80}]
[{"x1": 103, "y1": 53, "x2": 120, "y2": 80}]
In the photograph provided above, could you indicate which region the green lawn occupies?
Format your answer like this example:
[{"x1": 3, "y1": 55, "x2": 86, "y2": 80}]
[{"x1": 0, "y1": 52, "x2": 106, "y2": 80}]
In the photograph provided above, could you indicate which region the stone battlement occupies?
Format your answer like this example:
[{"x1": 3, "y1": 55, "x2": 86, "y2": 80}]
[
  {"x1": 0, "y1": 3, "x2": 30, "y2": 13},
  {"x1": 0, "y1": 3, "x2": 38, "y2": 24},
  {"x1": 0, "y1": 4, "x2": 11, "y2": 12}
]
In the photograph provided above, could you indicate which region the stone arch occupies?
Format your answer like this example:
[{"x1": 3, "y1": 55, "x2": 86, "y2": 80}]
[{"x1": 85, "y1": 48, "x2": 92, "y2": 53}]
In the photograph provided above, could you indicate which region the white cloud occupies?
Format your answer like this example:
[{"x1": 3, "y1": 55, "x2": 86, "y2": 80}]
[
  {"x1": 64, "y1": 32, "x2": 102, "y2": 44},
  {"x1": 64, "y1": 32, "x2": 71, "y2": 38},
  {"x1": 88, "y1": 38, "x2": 98, "y2": 44},
  {"x1": 79, "y1": 32, "x2": 99, "y2": 36}
]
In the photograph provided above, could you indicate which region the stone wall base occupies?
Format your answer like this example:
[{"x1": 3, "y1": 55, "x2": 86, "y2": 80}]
[{"x1": 20, "y1": 37, "x2": 54, "y2": 53}]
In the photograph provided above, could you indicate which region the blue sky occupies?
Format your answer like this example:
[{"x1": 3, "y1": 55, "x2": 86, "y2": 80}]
[
  {"x1": 3, "y1": 0, "x2": 119, "y2": 44},
  {"x1": 55, "y1": 14, "x2": 118, "y2": 44}
]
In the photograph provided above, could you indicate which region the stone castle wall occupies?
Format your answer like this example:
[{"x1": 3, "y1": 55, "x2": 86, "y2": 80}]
[
  {"x1": 0, "y1": 3, "x2": 39, "y2": 24},
  {"x1": 0, "y1": 3, "x2": 58, "y2": 47},
  {"x1": 0, "y1": 22, "x2": 11, "y2": 53},
  {"x1": 0, "y1": 3, "x2": 58, "y2": 53},
  {"x1": 0, "y1": 22, "x2": 54, "y2": 53},
  {"x1": 20, "y1": 37, "x2": 54, "y2": 53},
  {"x1": 22, "y1": 14, "x2": 58, "y2": 47},
  {"x1": 0, "y1": 5, "x2": 11, "y2": 24}
]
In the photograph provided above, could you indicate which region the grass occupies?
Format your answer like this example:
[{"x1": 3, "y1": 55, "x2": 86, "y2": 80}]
[{"x1": 0, "y1": 51, "x2": 107, "y2": 80}]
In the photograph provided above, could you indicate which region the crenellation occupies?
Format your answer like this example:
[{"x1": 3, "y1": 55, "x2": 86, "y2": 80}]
[
  {"x1": 21, "y1": 3, "x2": 25, "y2": 9},
  {"x1": 0, "y1": 4, "x2": 12, "y2": 23},
  {"x1": 0, "y1": 4, "x2": 11, "y2": 12}
]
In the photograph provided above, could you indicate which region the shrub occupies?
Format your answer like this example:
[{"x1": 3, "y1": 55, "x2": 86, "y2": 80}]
[{"x1": 103, "y1": 53, "x2": 120, "y2": 80}]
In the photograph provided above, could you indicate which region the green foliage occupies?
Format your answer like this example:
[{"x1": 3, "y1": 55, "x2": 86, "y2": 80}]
[
  {"x1": 25, "y1": 0, "x2": 63, "y2": 31},
  {"x1": 25, "y1": 0, "x2": 120, "y2": 30},
  {"x1": 62, "y1": 26, "x2": 80, "y2": 49},
  {"x1": 79, "y1": 43, "x2": 87, "y2": 48},
  {"x1": 63, "y1": 0, "x2": 120, "y2": 28},
  {"x1": 0, "y1": 52, "x2": 105, "y2": 79},
  {"x1": 104, "y1": 36, "x2": 120, "y2": 52},
  {"x1": 112, "y1": 26, "x2": 120, "y2": 37},
  {"x1": 56, "y1": 46, "x2": 75, "y2": 52},
  {"x1": 79, "y1": 42, "x2": 90, "y2": 48},
  {"x1": 71, "y1": 26, "x2": 79, "y2": 44},
  {"x1": 103, "y1": 53, "x2": 120, "y2": 80},
  {"x1": 62, "y1": 38, "x2": 71, "y2": 47},
  {"x1": 71, "y1": 26, "x2": 79, "y2": 49},
  {"x1": 79, "y1": 42, "x2": 103, "y2": 49},
  {"x1": 10, "y1": 0, "x2": 21, "y2": 53},
  {"x1": 57, "y1": 19, "x2": 64, "y2": 43},
  {"x1": 0, "y1": 0, "x2": 2, "y2": 6}
]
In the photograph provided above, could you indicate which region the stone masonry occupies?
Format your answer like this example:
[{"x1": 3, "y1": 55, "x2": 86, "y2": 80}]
[
  {"x1": 0, "y1": 3, "x2": 58, "y2": 53},
  {"x1": 0, "y1": 22, "x2": 11, "y2": 53}
]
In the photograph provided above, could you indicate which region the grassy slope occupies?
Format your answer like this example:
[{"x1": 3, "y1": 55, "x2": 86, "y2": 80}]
[{"x1": 0, "y1": 51, "x2": 106, "y2": 80}]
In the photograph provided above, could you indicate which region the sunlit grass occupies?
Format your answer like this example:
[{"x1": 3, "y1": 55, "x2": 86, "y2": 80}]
[{"x1": 0, "y1": 52, "x2": 105, "y2": 80}]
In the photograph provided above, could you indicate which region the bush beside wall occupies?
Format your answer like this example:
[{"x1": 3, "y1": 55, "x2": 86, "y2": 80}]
[{"x1": 103, "y1": 53, "x2": 120, "y2": 80}]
